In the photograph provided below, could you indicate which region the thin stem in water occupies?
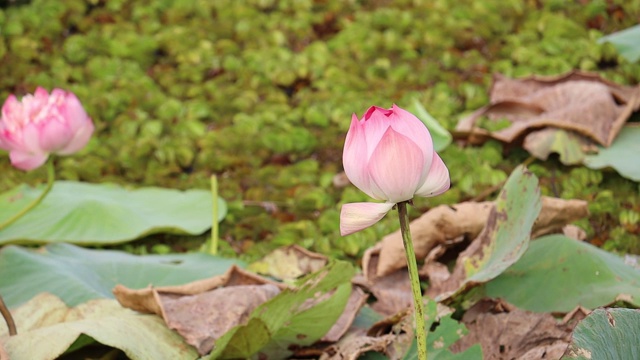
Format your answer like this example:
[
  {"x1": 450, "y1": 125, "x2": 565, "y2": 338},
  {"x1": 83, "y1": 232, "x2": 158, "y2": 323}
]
[
  {"x1": 0, "y1": 294, "x2": 16, "y2": 336},
  {"x1": 397, "y1": 201, "x2": 427, "y2": 360},
  {"x1": 0, "y1": 160, "x2": 55, "y2": 231},
  {"x1": 205, "y1": 175, "x2": 219, "y2": 255}
]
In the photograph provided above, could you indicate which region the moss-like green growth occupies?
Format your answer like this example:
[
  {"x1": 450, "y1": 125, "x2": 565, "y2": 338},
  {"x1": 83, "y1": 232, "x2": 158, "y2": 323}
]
[{"x1": 0, "y1": 0, "x2": 639, "y2": 258}]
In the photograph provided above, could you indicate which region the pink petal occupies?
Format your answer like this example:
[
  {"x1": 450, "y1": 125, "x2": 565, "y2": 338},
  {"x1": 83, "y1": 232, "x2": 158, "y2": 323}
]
[
  {"x1": 2, "y1": 94, "x2": 18, "y2": 115},
  {"x1": 9, "y1": 150, "x2": 48, "y2": 171},
  {"x1": 388, "y1": 104, "x2": 434, "y2": 171},
  {"x1": 361, "y1": 106, "x2": 393, "y2": 159},
  {"x1": 50, "y1": 90, "x2": 93, "y2": 154},
  {"x1": 56, "y1": 92, "x2": 89, "y2": 129},
  {"x1": 340, "y1": 202, "x2": 395, "y2": 236},
  {"x1": 34, "y1": 87, "x2": 50, "y2": 100},
  {"x1": 17, "y1": 123, "x2": 44, "y2": 154},
  {"x1": 415, "y1": 152, "x2": 450, "y2": 197},
  {"x1": 343, "y1": 114, "x2": 380, "y2": 200},
  {"x1": 59, "y1": 120, "x2": 94, "y2": 154},
  {"x1": 368, "y1": 127, "x2": 425, "y2": 203},
  {"x1": 38, "y1": 116, "x2": 73, "y2": 152}
]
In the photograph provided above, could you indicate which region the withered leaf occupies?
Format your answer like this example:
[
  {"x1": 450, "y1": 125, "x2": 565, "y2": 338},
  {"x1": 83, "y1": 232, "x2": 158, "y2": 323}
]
[
  {"x1": 113, "y1": 265, "x2": 285, "y2": 314},
  {"x1": 0, "y1": 293, "x2": 198, "y2": 360},
  {"x1": 113, "y1": 265, "x2": 286, "y2": 355},
  {"x1": 353, "y1": 270, "x2": 412, "y2": 317},
  {"x1": 321, "y1": 287, "x2": 368, "y2": 342},
  {"x1": 160, "y1": 284, "x2": 280, "y2": 355},
  {"x1": 363, "y1": 202, "x2": 493, "y2": 281},
  {"x1": 451, "y1": 299, "x2": 573, "y2": 360},
  {"x1": 320, "y1": 333, "x2": 398, "y2": 360},
  {"x1": 321, "y1": 310, "x2": 414, "y2": 360},
  {"x1": 456, "y1": 71, "x2": 640, "y2": 148},
  {"x1": 363, "y1": 197, "x2": 588, "y2": 280},
  {"x1": 522, "y1": 128, "x2": 595, "y2": 165},
  {"x1": 249, "y1": 244, "x2": 328, "y2": 281}
]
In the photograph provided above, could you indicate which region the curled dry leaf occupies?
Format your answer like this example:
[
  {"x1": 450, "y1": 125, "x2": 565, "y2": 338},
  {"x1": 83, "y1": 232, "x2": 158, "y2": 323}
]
[
  {"x1": 456, "y1": 71, "x2": 640, "y2": 157},
  {"x1": 321, "y1": 287, "x2": 369, "y2": 343},
  {"x1": 321, "y1": 310, "x2": 414, "y2": 360},
  {"x1": 562, "y1": 224, "x2": 587, "y2": 241},
  {"x1": 353, "y1": 271, "x2": 412, "y2": 317},
  {"x1": 363, "y1": 202, "x2": 492, "y2": 280},
  {"x1": 451, "y1": 299, "x2": 573, "y2": 360},
  {"x1": 320, "y1": 333, "x2": 398, "y2": 360},
  {"x1": 113, "y1": 265, "x2": 286, "y2": 355},
  {"x1": 363, "y1": 197, "x2": 588, "y2": 280},
  {"x1": 522, "y1": 127, "x2": 595, "y2": 165},
  {"x1": 0, "y1": 293, "x2": 198, "y2": 360},
  {"x1": 249, "y1": 244, "x2": 328, "y2": 281},
  {"x1": 561, "y1": 306, "x2": 591, "y2": 329}
]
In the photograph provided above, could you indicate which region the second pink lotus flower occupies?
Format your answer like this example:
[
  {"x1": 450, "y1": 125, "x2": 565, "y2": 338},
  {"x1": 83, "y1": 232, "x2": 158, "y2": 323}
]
[
  {"x1": 340, "y1": 104, "x2": 450, "y2": 236},
  {"x1": 0, "y1": 87, "x2": 94, "y2": 171}
]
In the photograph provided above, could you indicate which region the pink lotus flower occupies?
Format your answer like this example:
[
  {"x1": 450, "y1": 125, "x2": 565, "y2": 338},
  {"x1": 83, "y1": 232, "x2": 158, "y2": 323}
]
[
  {"x1": 0, "y1": 87, "x2": 94, "y2": 171},
  {"x1": 340, "y1": 104, "x2": 450, "y2": 236}
]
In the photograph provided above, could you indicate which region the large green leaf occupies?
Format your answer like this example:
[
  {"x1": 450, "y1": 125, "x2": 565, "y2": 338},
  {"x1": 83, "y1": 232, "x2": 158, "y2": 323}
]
[
  {"x1": 0, "y1": 181, "x2": 226, "y2": 245},
  {"x1": 0, "y1": 243, "x2": 242, "y2": 307},
  {"x1": 563, "y1": 308, "x2": 640, "y2": 359},
  {"x1": 485, "y1": 235, "x2": 640, "y2": 312},
  {"x1": 411, "y1": 98, "x2": 452, "y2": 152},
  {"x1": 433, "y1": 165, "x2": 542, "y2": 301},
  {"x1": 598, "y1": 25, "x2": 640, "y2": 63},
  {"x1": 0, "y1": 293, "x2": 198, "y2": 360},
  {"x1": 206, "y1": 261, "x2": 354, "y2": 359},
  {"x1": 584, "y1": 125, "x2": 640, "y2": 182}
]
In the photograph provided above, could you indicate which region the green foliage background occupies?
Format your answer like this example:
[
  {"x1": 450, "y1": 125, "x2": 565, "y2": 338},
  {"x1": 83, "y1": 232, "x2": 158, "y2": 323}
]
[{"x1": 0, "y1": 0, "x2": 639, "y2": 259}]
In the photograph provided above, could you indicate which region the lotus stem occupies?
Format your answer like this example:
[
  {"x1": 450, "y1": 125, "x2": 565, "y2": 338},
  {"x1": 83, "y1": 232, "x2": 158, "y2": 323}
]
[
  {"x1": 0, "y1": 294, "x2": 16, "y2": 336},
  {"x1": 205, "y1": 174, "x2": 219, "y2": 255},
  {"x1": 0, "y1": 159, "x2": 55, "y2": 231},
  {"x1": 397, "y1": 201, "x2": 427, "y2": 360}
]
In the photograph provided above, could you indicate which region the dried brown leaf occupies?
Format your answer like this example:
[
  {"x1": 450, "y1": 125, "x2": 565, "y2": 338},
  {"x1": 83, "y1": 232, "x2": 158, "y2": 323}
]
[
  {"x1": 523, "y1": 128, "x2": 596, "y2": 164},
  {"x1": 561, "y1": 306, "x2": 591, "y2": 329},
  {"x1": 113, "y1": 265, "x2": 285, "y2": 314},
  {"x1": 363, "y1": 202, "x2": 493, "y2": 280},
  {"x1": 249, "y1": 245, "x2": 328, "y2": 281},
  {"x1": 113, "y1": 265, "x2": 286, "y2": 355},
  {"x1": 456, "y1": 71, "x2": 640, "y2": 147},
  {"x1": 160, "y1": 284, "x2": 280, "y2": 355},
  {"x1": 562, "y1": 224, "x2": 587, "y2": 241},
  {"x1": 361, "y1": 270, "x2": 413, "y2": 317},
  {"x1": 451, "y1": 299, "x2": 573, "y2": 360},
  {"x1": 532, "y1": 197, "x2": 589, "y2": 238},
  {"x1": 320, "y1": 333, "x2": 398, "y2": 360},
  {"x1": 363, "y1": 197, "x2": 588, "y2": 279},
  {"x1": 321, "y1": 310, "x2": 414, "y2": 360},
  {"x1": 321, "y1": 287, "x2": 368, "y2": 342}
]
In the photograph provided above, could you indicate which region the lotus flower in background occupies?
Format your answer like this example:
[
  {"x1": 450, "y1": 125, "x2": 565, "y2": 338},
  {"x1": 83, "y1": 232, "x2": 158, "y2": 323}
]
[
  {"x1": 0, "y1": 87, "x2": 94, "y2": 171},
  {"x1": 340, "y1": 104, "x2": 450, "y2": 236}
]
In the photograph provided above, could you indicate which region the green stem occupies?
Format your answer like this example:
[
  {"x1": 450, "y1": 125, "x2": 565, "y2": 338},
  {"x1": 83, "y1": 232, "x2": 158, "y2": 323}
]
[
  {"x1": 205, "y1": 175, "x2": 219, "y2": 255},
  {"x1": 0, "y1": 160, "x2": 55, "y2": 231},
  {"x1": 397, "y1": 201, "x2": 427, "y2": 360}
]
